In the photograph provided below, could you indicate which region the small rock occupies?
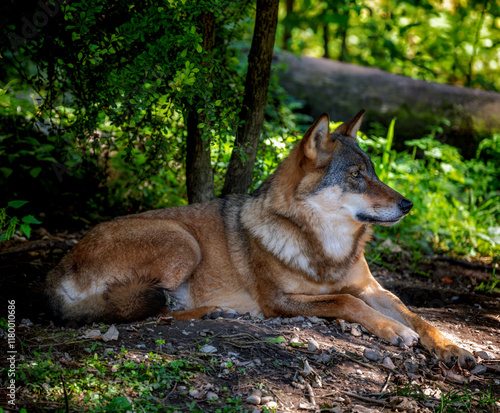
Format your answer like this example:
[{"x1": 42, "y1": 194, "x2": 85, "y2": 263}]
[
  {"x1": 102, "y1": 325, "x2": 119, "y2": 342},
  {"x1": 328, "y1": 345, "x2": 340, "y2": 353},
  {"x1": 261, "y1": 396, "x2": 273, "y2": 404},
  {"x1": 250, "y1": 389, "x2": 262, "y2": 397},
  {"x1": 338, "y1": 319, "x2": 348, "y2": 332},
  {"x1": 189, "y1": 389, "x2": 200, "y2": 398},
  {"x1": 307, "y1": 316, "x2": 323, "y2": 324},
  {"x1": 356, "y1": 369, "x2": 363, "y2": 375},
  {"x1": 308, "y1": 338, "x2": 320, "y2": 352},
  {"x1": 82, "y1": 329, "x2": 102, "y2": 339},
  {"x1": 350, "y1": 324, "x2": 362, "y2": 337},
  {"x1": 404, "y1": 361, "x2": 420, "y2": 374},
  {"x1": 395, "y1": 397, "x2": 421, "y2": 413},
  {"x1": 473, "y1": 350, "x2": 490, "y2": 360},
  {"x1": 209, "y1": 310, "x2": 222, "y2": 319},
  {"x1": 266, "y1": 401, "x2": 278, "y2": 409},
  {"x1": 290, "y1": 316, "x2": 305, "y2": 323},
  {"x1": 383, "y1": 356, "x2": 396, "y2": 370},
  {"x1": 200, "y1": 344, "x2": 217, "y2": 353},
  {"x1": 471, "y1": 365, "x2": 487, "y2": 375},
  {"x1": 314, "y1": 351, "x2": 332, "y2": 364},
  {"x1": 363, "y1": 348, "x2": 382, "y2": 362},
  {"x1": 19, "y1": 318, "x2": 34, "y2": 328},
  {"x1": 246, "y1": 395, "x2": 261, "y2": 405},
  {"x1": 206, "y1": 391, "x2": 218, "y2": 401}
]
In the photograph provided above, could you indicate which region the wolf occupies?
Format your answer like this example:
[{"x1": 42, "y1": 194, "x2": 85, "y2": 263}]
[{"x1": 46, "y1": 110, "x2": 475, "y2": 368}]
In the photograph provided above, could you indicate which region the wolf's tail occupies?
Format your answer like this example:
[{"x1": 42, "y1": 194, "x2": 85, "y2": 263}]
[{"x1": 47, "y1": 270, "x2": 167, "y2": 324}]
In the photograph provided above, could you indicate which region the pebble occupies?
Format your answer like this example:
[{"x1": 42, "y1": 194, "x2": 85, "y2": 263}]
[
  {"x1": 350, "y1": 325, "x2": 362, "y2": 337},
  {"x1": 266, "y1": 401, "x2": 278, "y2": 409},
  {"x1": 473, "y1": 350, "x2": 490, "y2": 360},
  {"x1": 200, "y1": 344, "x2": 217, "y2": 353},
  {"x1": 261, "y1": 396, "x2": 274, "y2": 404},
  {"x1": 471, "y1": 365, "x2": 487, "y2": 375},
  {"x1": 338, "y1": 320, "x2": 348, "y2": 332},
  {"x1": 363, "y1": 348, "x2": 382, "y2": 362},
  {"x1": 315, "y1": 351, "x2": 332, "y2": 364},
  {"x1": 206, "y1": 391, "x2": 218, "y2": 401},
  {"x1": 404, "y1": 361, "x2": 420, "y2": 374},
  {"x1": 209, "y1": 310, "x2": 222, "y2": 319},
  {"x1": 189, "y1": 389, "x2": 200, "y2": 398},
  {"x1": 383, "y1": 356, "x2": 396, "y2": 370},
  {"x1": 308, "y1": 338, "x2": 320, "y2": 352},
  {"x1": 246, "y1": 395, "x2": 261, "y2": 405}
]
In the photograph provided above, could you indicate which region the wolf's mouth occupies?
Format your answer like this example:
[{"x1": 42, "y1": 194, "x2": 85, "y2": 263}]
[{"x1": 355, "y1": 213, "x2": 404, "y2": 226}]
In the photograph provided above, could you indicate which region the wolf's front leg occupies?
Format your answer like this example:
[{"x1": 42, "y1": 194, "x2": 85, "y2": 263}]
[
  {"x1": 267, "y1": 293, "x2": 419, "y2": 347},
  {"x1": 354, "y1": 278, "x2": 476, "y2": 369}
]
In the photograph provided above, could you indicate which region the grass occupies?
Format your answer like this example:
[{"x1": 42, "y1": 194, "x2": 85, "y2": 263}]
[
  {"x1": 357, "y1": 120, "x2": 500, "y2": 263},
  {"x1": 396, "y1": 381, "x2": 500, "y2": 413},
  {"x1": 1, "y1": 342, "x2": 202, "y2": 412}
]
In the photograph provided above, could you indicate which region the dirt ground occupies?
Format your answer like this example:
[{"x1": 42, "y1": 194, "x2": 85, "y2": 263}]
[{"x1": 1, "y1": 229, "x2": 499, "y2": 412}]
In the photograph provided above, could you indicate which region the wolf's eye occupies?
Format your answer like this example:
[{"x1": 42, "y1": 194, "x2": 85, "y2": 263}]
[{"x1": 352, "y1": 171, "x2": 359, "y2": 177}]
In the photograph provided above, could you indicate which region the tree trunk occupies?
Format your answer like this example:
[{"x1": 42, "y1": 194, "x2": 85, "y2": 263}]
[
  {"x1": 186, "y1": 109, "x2": 214, "y2": 204},
  {"x1": 323, "y1": 23, "x2": 329, "y2": 59},
  {"x1": 283, "y1": 0, "x2": 294, "y2": 50},
  {"x1": 185, "y1": 12, "x2": 216, "y2": 204},
  {"x1": 222, "y1": 0, "x2": 279, "y2": 195},
  {"x1": 276, "y1": 52, "x2": 500, "y2": 157}
]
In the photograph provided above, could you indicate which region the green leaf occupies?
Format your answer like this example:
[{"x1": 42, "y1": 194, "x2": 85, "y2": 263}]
[
  {"x1": 265, "y1": 336, "x2": 286, "y2": 344},
  {"x1": 30, "y1": 167, "x2": 42, "y2": 178},
  {"x1": 8, "y1": 200, "x2": 28, "y2": 209},
  {"x1": 215, "y1": 100, "x2": 222, "y2": 106},
  {"x1": 196, "y1": 44, "x2": 202, "y2": 53},
  {"x1": 20, "y1": 223, "x2": 31, "y2": 238},
  {"x1": 22, "y1": 215, "x2": 42, "y2": 224}
]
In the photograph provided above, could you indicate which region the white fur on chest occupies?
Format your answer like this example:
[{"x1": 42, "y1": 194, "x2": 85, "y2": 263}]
[
  {"x1": 249, "y1": 220, "x2": 316, "y2": 277},
  {"x1": 305, "y1": 190, "x2": 362, "y2": 261}
]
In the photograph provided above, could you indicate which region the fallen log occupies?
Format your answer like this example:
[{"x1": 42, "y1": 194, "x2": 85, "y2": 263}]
[{"x1": 275, "y1": 53, "x2": 500, "y2": 156}]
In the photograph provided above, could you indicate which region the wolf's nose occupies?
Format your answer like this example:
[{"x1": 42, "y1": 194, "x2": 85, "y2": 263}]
[{"x1": 399, "y1": 199, "x2": 413, "y2": 214}]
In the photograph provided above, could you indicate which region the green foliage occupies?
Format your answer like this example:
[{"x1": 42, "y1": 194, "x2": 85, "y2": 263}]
[
  {"x1": 10, "y1": 348, "x2": 204, "y2": 412},
  {"x1": 359, "y1": 120, "x2": 500, "y2": 259},
  {"x1": 475, "y1": 267, "x2": 500, "y2": 294},
  {"x1": 0, "y1": 200, "x2": 41, "y2": 241},
  {"x1": 1, "y1": 0, "x2": 254, "y2": 220},
  {"x1": 279, "y1": 0, "x2": 500, "y2": 91}
]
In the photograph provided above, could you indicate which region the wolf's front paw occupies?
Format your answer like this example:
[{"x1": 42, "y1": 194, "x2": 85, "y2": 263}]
[
  {"x1": 378, "y1": 320, "x2": 420, "y2": 348},
  {"x1": 431, "y1": 344, "x2": 476, "y2": 369}
]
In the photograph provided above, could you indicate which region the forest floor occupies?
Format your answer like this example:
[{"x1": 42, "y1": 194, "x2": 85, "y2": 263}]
[{"x1": 1, "y1": 229, "x2": 499, "y2": 413}]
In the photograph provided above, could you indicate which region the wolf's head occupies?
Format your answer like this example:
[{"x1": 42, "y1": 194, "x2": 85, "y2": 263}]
[{"x1": 278, "y1": 111, "x2": 412, "y2": 226}]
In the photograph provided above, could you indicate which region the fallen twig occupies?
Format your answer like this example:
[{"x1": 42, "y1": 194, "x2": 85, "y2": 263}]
[{"x1": 340, "y1": 391, "x2": 387, "y2": 406}]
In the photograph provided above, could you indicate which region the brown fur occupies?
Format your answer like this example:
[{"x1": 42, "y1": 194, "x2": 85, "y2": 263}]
[{"x1": 46, "y1": 111, "x2": 476, "y2": 369}]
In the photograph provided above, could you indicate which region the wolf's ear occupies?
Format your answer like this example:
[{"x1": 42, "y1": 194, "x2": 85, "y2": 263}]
[
  {"x1": 301, "y1": 113, "x2": 335, "y2": 166},
  {"x1": 333, "y1": 109, "x2": 365, "y2": 139}
]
